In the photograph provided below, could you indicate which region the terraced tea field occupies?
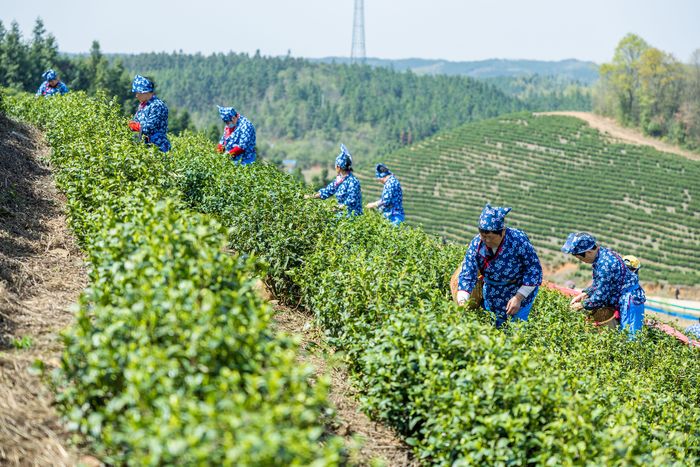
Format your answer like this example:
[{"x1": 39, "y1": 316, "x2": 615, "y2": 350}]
[{"x1": 359, "y1": 113, "x2": 700, "y2": 285}]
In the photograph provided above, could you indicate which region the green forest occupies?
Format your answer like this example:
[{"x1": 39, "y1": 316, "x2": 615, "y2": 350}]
[
  {"x1": 3, "y1": 20, "x2": 699, "y2": 163},
  {"x1": 596, "y1": 33, "x2": 700, "y2": 150},
  {"x1": 483, "y1": 75, "x2": 592, "y2": 111},
  {"x1": 116, "y1": 52, "x2": 525, "y2": 165},
  {"x1": 0, "y1": 18, "x2": 601, "y2": 168},
  {"x1": 0, "y1": 19, "x2": 195, "y2": 135}
]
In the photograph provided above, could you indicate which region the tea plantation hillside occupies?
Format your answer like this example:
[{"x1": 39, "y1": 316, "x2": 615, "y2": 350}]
[
  {"x1": 358, "y1": 113, "x2": 700, "y2": 285},
  {"x1": 6, "y1": 92, "x2": 700, "y2": 465}
]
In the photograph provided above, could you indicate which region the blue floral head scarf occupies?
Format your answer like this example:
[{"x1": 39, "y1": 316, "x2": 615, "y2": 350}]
[
  {"x1": 335, "y1": 144, "x2": 352, "y2": 170},
  {"x1": 131, "y1": 75, "x2": 154, "y2": 93},
  {"x1": 479, "y1": 203, "x2": 511, "y2": 231},
  {"x1": 217, "y1": 105, "x2": 238, "y2": 122},
  {"x1": 375, "y1": 163, "x2": 392, "y2": 178},
  {"x1": 42, "y1": 69, "x2": 57, "y2": 81},
  {"x1": 561, "y1": 232, "x2": 597, "y2": 255}
]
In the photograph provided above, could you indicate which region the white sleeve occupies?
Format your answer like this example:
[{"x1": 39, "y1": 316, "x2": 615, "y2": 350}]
[{"x1": 517, "y1": 285, "x2": 536, "y2": 298}]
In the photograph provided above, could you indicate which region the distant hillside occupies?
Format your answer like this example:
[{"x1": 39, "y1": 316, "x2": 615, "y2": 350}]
[
  {"x1": 117, "y1": 52, "x2": 523, "y2": 166},
  {"x1": 311, "y1": 57, "x2": 599, "y2": 83},
  {"x1": 357, "y1": 113, "x2": 700, "y2": 285}
]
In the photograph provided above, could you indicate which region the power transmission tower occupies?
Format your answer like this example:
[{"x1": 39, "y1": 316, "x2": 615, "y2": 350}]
[{"x1": 351, "y1": 0, "x2": 366, "y2": 64}]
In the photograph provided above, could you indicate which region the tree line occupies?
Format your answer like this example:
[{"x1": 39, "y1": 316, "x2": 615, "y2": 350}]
[
  {"x1": 0, "y1": 18, "x2": 194, "y2": 134},
  {"x1": 3, "y1": 18, "x2": 616, "y2": 166},
  {"x1": 14, "y1": 20, "x2": 700, "y2": 161},
  {"x1": 116, "y1": 51, "x2": 525, "y2": 153},
  {"x1": 595, "y1": 33, "x2": 700, "y2": 149},
  {"x1": 484, "y1": 75, "x2": 592, "y2": 111}
]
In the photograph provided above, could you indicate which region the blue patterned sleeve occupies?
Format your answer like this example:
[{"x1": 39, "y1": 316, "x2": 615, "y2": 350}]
[
  {"x1": 239, "y1": 120, "x2": 256, "y2": 151},
  {"x1": 224, "y1": 118, "x2": 256, "y2": 152},
  {"x1": 318, "y1": 178, "x2": 340, "y2": 199},
  {"x1": 58, "y1": 82, "x2": 69, "y2": 94},
  {"x1": 458, "y1": 237, "x2": 480, "y2": 292},
  {"x1": 519, "y1": 236, "x2": 543, "y2": 286},
  {"x1": 379, "y1": 177, "x2": 396, "y2": 208},
  {"x1": 141, "y1": 100, "x2": 168, "y2": 136},
  {"x1": 36, "y1": 82, "x2": 46, "y2": 96},
  {"x1": 341, "y1": 177, "x2": 362, "y2": 209},
  {"x1": 583, "y1": 253, "x2": 620, "y2": 309}
]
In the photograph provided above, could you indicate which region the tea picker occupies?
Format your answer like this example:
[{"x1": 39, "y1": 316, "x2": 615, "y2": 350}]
[
  {"x1": 562, "y1": 232, "x2": 646, "y2": 338},
  {"x1": 456, "y1": 203, "x2": 542, "y2": 328},
  {"x1": 305, "y1": 144, "x2": 363, "y2": 217},
  {"x1": 128, "y1": 75, "x2": 171, "y2": 152},
  {"x1": 36, "y1": 69, "x2": 69, "y2": 97},
  {"x1": 366, "y1": 163, "x2": 405, "y2": 225},
  {"x1": 215, "y1": 105, "x2": 257, "y2": 165}
]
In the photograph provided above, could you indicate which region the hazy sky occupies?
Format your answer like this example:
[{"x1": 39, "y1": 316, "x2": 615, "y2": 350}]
[{"x1": 2, "y1": 0, "x2": 699, "y2": 63}]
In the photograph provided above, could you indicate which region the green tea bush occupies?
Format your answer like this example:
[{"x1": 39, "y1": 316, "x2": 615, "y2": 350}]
[
  {"x1": 7, "y1": 92, "x2": 343, "y2": 465},
  {"x1": 170, "y1": 136, "x2": 337, "y2": 301},
  {"x1": 9, "y1": 91, "x2": 700, "y2": 465},
  {"x1": 58, "y1": 199, "x2": 341, "y2": 465},
  {"x1": 162, "y1": 107, "x2": 700, "y2": 464},
  {"x1": 292, "y1": 214, "x2": 700, "y2": 464}
]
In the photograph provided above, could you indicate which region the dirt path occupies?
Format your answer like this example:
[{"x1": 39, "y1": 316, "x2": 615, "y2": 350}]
[
  {"x1": 272, "y1": 305, "x2": 417, "y2": 467},
  {"x1": 538, "y1": 111, "x2": 700, "y2": 161},
  {"x1": 0, "y1": 116, "x2": 90, "y2": 466}
]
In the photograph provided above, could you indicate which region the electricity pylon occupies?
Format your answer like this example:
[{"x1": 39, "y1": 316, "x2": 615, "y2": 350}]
[{"x1": 351, "y1": 0, "x2": 366, "y2": 64}]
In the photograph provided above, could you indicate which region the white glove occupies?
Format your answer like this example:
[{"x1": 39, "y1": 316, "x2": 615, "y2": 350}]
[{"x1": 457, "y1": 290, "x2": 470, "y2": 305}]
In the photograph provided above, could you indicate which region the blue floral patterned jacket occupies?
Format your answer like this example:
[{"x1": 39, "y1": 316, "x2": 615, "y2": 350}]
[
  {"x1": 220, "y1": 115, "x2": 256, "y2": 165},
  {"x1": 458, "y1": 228, "x2": 543, "y2": 314},
  {"x1": 319, "y1": 173, "x2": 363, "y2": 216},
  {"x1": 378, "y1": 175, "x2": 404, "y2": 218},
  {"x1": 134, "y1": 95, "x2": 171, "y2": 152},
  {"x1": 36, "y1": 81, "x2": 69, "y2": 97},
  {"x1": 583, "y1": 247, "x2": 645, "y2": 310}
]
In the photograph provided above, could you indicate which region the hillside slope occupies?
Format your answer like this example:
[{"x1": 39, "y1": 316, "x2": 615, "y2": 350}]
[
  {"x1": 541, "y1": 111, "x2": 700, "y2": 161},
  {"x1": 117, "y1": 52, "x2": 522, "y2": 165},
  {"x1": 310, "y1": 57, "x2": 599, "y2": 83},
  {"x1": 357, "y1": 113, "x2": 700, "y2": 285}
]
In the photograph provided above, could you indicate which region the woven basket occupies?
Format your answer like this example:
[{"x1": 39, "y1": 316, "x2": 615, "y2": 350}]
[{"x1": 586, "y1": 307, "x2": 619, "y2": 329}]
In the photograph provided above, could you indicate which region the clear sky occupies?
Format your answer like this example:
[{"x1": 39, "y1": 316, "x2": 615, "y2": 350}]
[{"x1": 2, "y1": 0, "x2": 699, "y2": 64}]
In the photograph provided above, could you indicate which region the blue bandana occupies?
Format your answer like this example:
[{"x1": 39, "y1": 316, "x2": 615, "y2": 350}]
[
  {"x1": 375, "y1": 163, "x2": 392, "y2": 178},
  {"x1": 479, "y1": 203, "x2": 511, "y2": 231},
  {"x1": 131, "y1": 75, "x2": 154, "y2": 93},
  {"x1": 561, "y1": 232, "x2": 597, "y2": 255},
  {"x1": 217, "y1": 105, "x2": 238, "y2": 122},
  {"x1": 42, "y1": 69, "x2": 57, "y2": 81},
  {"x1": 335, "y1": 144, "x2": 352, "y2": 170}
]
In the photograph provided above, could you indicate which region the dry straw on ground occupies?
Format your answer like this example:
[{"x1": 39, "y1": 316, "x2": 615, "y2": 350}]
[{"x1": 0, "y1": 116, "x2": 89, "y2": 466}]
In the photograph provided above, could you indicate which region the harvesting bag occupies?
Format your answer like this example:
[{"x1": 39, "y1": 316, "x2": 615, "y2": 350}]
[
  {"x1": 466, "y1": 275, "x2": 485, "y2": 310},
  {"x1": 449, "y1": 259, "x2": 485, "y2": 310}
]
